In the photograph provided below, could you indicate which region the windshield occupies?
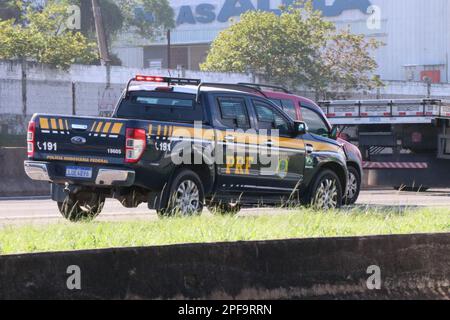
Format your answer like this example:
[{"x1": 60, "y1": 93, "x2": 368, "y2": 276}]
[{"x1": 116, "y1": 91, "x2": 203, "y2": 122}]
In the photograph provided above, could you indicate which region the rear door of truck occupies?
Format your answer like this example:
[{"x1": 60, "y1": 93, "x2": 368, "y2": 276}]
[{"x1": 31, "y1": 115, "x2": 127, "y2": 167}]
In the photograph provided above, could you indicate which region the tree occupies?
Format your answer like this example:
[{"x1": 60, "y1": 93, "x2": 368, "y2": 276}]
[
  {"x1": 70, "y1": 0, "x2": 174, "y2": 65},
  {"x1": 201, "y1": 1, "x2": 383, "y2": 99},
  {"x1": 0, "y1": 1, "x2": 98, "y2": 69},
  {"x1": 117, "y1": 0, "x2": 175, "y2": 39},
  {"x1": 72, "y1": 0, "x2": 124, "y2": 42}
]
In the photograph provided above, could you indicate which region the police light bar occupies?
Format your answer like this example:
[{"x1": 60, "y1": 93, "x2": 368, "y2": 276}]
[
  {"x1": 135, "y1": 75, "x2": 165, "y2": 82},
  {"x1": 133, "y1": 75, "x2": 201, "y2": 86}
]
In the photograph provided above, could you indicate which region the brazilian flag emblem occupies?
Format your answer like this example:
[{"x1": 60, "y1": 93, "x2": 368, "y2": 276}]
[{"x1": 277, "y1": 158, "x2": 289, "y2": 179}]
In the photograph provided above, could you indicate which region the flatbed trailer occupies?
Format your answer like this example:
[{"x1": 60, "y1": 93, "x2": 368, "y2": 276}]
[{"x1": 318, "y1": 99, "x2": 450, "y2": 189}]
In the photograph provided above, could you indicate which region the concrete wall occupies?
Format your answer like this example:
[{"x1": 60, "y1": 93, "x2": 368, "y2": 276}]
[
  {"x1": 0, "y1": 233, "x2": 448, "y2": 299},
  {"x1": 2, "y1": 60, "x2": 450, "y2": 135},
  {"x1": 0, "y1": 60, "x2": 254, "y2": 135},
  {"x1": 0, "y1": 148, "x2": 50, "y2": 197}
]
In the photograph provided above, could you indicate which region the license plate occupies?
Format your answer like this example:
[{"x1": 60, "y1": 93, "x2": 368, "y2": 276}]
[{"x1": 66, "y1": 166, "x2": 93, "y2": 179}]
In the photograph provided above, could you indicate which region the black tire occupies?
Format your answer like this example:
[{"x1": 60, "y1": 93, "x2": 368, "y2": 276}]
[
  {"x1": 208, "y1": 203, "x2": 241, "y2": 216},
  {"x1": 57, "y1": 193, "x2": 105, "y2": 222},
  {"x1": 157, "y1": 169, "x2": 205, "y2": 218},
  {"x1": 343, "y1": 166, "x2": 361, "y2": 205},
  {"x1": 302, "y1": 169, "x2": 343, "y2": 210}
]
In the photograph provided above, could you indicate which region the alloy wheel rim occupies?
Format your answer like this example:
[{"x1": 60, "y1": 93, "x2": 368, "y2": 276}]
[
  {"x1": 347, "y1": 172, "x2": 358, "y2": 200},
  {"x1": 174, "y1": 180, "x2": 200, "y2": 215},
  {"x1": 314, "y1": 178, "x2": 338, "y2": 209}
]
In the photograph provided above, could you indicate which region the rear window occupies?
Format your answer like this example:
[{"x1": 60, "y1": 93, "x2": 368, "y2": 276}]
[
  {"x1": 116, "y1": 91, "x2": 202, "y2": 122},
  {"x1": 134, "y1": 96, "x2": 193, "y2": 108},
  {"x1": 217, "y1": 97, "x2": 250, "y2": 129}
]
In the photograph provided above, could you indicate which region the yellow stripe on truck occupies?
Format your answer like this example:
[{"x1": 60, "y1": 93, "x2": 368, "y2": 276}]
[
  {"x1": 96, "y1": 122, "x2": 104, "y2": 133},
  {"x1": 39, "y1": 118, "x2": 49, "y2": 129},
  {"x1": 50, "y1": 119, "x2": 57, "y2": 130},
  {"x1": 58, "y1": 119, "x2": 64, "y2": 131},
  {"x1": 110, "y1": 123, "x2": 123, "y2": 134},
  {"x1": 102, "y1": 122, "x2": 112, "y2": 134}
]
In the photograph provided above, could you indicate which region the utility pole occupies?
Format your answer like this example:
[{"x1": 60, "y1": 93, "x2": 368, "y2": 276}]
[
  {"x1": 91, "y1": 0, "x2": 110, "y2": 66},
  {"x1": 167, "y1": 29, "x2": 171, "y2": 70},
  {"x1": 424, "y1": 76, "x2": 432, "y2": 98}
]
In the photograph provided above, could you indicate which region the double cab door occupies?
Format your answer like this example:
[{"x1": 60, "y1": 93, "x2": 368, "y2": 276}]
[{"x1": 211, "y1": 93, "x2": 306, "y2": 198}]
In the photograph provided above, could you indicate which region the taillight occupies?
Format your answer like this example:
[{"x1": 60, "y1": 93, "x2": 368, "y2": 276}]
[
  {"x1": 27, "y1": 121, "x2": 36, "y2": 158},
  {"x1": 125, "y1": 128, "x2": 147, "y2": 163}
]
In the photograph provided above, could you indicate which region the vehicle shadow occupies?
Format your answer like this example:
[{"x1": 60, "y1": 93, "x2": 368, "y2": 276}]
[{"x1": 345, "y1": 204, "x2": 421, "y2": 214}]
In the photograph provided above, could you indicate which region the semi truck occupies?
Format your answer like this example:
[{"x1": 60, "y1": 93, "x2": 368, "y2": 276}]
[{"x1": 319, "y1": 99, "x2": 450, "y2": 190}]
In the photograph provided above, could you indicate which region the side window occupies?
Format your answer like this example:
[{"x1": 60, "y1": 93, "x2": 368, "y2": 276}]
[
  {"x1": 280, "y1": 99, "x2": 297, "y2": 120},
  {"x1": 300, "y1": 107, "x2": 329, "y2": 136},
  {"x1": 217, "y1": 97, "x2": 250, "y2": 129},
  {"x1": 269, "y1": 99, "x2": 282, "y2": 108},
  {"x1": 253, "y1": 100, "x2": 290, "y2": 134}
]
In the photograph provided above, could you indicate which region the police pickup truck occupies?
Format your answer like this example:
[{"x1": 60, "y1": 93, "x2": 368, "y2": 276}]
[{"x1": 24, "y1": 76, "x2": 348, "y2": 222}]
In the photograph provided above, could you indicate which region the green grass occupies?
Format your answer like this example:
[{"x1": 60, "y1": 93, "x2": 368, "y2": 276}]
[{"x1": 0, "y1": 207, "x2": 449, "y2": 255}]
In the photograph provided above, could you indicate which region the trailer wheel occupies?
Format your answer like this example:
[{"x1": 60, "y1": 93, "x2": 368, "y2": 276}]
[
  {"x1": 57, "y1": 193, "x2": 105, "y2": 222},
  {"x1": 303, "y1": 169, "x2": 343, "y2": 210},
  {"x1": 157, "y1": 169, "x2": 204, "y2": 218},
  {"x1": 343, "y1": 166, "x2": 361, "y2": 205}
]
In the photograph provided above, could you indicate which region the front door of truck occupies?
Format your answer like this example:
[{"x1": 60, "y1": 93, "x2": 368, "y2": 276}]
[
  {"x1": 249, "y1": 99, "x2": 306, "y2": 196},
  {"x1": 213, "y1": 95, "x2": 259, "y2": 194}
]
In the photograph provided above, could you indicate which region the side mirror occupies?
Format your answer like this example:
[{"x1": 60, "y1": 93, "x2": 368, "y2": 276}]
[
  {"x1": 330, "y1": 126, "x2": 338, "y2": 140},
  {"x1": 294, "y1": 121, "x2": 308, "y2": 135}
]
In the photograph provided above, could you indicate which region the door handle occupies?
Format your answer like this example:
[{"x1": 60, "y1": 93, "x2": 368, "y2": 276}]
[{"x1": 306, "y1": 144, "x2": 314, "y2": 154}]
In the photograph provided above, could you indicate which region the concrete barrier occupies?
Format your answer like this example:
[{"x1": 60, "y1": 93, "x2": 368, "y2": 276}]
[
  {"x1": 0, "y1": 147, "x2": 50, "y2": 197},
  {"x1": 0, "y1": 233, "x2": 448, "y2": 300}
]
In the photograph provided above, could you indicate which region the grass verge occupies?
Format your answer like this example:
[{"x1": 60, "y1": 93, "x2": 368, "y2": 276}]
[{"x1": 0, "y1": 207, "x2": 449, "y2": 255}]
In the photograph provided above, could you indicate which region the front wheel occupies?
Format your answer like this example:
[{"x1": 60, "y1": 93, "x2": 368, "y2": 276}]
[
  {"x1": 343, "y1": 166, "x2": 361, "y2": 205},
  {"x1": 303, "y1": 170, "x2": 343, "y2": 210},
  {"x1": 157, "y1": 169, "x2": 205, "y2": 218},
  {"x1": 57, "y1": 193, "x2": 105, "y2": 222}
]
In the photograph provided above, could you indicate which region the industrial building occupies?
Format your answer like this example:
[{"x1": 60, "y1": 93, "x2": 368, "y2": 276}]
[{"x1": 112, "y1": 0, "x2": 450, "y2": 83}]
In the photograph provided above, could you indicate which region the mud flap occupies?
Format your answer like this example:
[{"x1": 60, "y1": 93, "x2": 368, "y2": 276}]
[{"x1": 51, "y1": 183, "x2": 66, "y2": 202}]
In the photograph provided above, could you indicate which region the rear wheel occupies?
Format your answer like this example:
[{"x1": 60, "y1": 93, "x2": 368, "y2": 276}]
[
  {"x1": 303, "y1": 170, "x2": 343, "y2": 210},
  {"x1": 57, "y1": 193, "x2": 105, "y2": 222},
  {"x1": 157, "y1": 169, "x2": 204, "y2": 218},
  {"x1": 343, "y1": 166, "x2": 361, "y2": 205}
]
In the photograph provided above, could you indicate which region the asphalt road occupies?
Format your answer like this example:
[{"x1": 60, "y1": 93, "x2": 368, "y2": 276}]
[{"x1": 0, "y1": 189, "x2": 449, "y2": 226}]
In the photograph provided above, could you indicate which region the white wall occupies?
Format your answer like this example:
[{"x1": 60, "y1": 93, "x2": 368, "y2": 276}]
[{"x1": 1, "y1": 60, "x2": 450, "y2": 135}]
